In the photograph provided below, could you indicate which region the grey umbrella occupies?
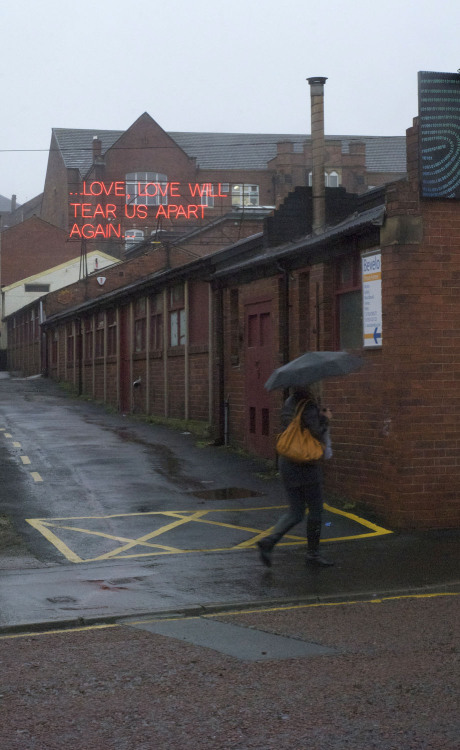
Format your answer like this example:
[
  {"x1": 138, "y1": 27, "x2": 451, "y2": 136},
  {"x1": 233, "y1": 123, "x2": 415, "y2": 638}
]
[{"x1": 264, "y1": 351, "x2": 364, "y2": 391}]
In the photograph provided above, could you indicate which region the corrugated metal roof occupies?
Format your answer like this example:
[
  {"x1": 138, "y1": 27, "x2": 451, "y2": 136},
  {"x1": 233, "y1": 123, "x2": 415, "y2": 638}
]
[{"x1": 53, "y1": 127, "x2": 407, "y2": 177}]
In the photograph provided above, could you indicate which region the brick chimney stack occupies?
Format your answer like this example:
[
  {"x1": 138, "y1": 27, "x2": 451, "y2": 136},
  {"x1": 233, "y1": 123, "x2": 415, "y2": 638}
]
[
  {"x1": 307, "y1": 76, "x2": 327, "y2": 234},
  {"x1": 92, "y1": 136, "x2": 102, "y2": 161}
]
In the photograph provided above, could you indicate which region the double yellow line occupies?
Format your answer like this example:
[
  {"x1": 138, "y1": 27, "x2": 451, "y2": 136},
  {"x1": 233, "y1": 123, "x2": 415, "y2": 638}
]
[{"x1": 0, "y1": 591, "x2": 457, "y2": 641}]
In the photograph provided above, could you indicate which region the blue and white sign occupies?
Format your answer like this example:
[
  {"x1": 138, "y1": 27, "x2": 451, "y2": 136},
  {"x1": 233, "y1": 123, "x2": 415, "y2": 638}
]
[{"x1": 362, "y1": 251, "x2": 382, "y2": 348}]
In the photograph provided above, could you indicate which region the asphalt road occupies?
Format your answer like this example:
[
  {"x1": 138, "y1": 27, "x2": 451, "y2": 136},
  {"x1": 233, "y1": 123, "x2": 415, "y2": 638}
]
[
  {"x1": 0, "y1": 375, "x2": 458, "y2": 633},
  {"x1": 0, "y1": 376, "x2": 459, "y2": 749}
]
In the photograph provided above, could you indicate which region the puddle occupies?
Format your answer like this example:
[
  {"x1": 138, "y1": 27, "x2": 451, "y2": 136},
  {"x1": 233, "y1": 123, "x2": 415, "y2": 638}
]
[{"x1": 191, "y1": 487, "x2": 265, "y2": 500}]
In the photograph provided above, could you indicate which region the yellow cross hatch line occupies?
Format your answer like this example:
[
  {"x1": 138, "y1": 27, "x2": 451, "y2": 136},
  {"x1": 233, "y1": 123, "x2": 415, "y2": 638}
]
[{"x1": 26, "y1": 505, "x2": 392, "y2": 563}]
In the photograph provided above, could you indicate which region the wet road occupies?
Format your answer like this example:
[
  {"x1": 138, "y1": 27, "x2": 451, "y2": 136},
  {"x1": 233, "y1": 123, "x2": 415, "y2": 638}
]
[{"x1": 0, "y1": 376, "x2": 458, "y2": 632}]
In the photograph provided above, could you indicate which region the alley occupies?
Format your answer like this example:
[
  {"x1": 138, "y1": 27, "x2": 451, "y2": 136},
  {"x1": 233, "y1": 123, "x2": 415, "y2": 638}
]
[{"x1": 0, "y1": 375, "x2": 458, "y2": 634}]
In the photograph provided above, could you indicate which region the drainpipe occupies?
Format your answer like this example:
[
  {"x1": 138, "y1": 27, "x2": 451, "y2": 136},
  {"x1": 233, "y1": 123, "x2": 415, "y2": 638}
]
[
  {"x1": 307, "y1": 76, "x2": 327, "y2": 234},
  {"x1": 277, "y1": 263, "x2": 290, "y2": 363}
]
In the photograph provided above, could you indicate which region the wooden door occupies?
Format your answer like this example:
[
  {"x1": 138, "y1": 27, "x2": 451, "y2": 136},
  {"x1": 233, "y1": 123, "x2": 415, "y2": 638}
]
[{"x1": 245, "y1": 301, "x2": 274, "y2": 458}]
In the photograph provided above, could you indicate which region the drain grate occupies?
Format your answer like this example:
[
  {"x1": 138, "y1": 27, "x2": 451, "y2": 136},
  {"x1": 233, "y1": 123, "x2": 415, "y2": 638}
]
[{"x1": 191, "y1": 487, "x2": 265, "y2": 500}]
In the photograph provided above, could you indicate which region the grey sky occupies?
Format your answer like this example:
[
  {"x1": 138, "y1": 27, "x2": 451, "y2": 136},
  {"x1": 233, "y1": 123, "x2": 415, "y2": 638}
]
[{"x1": 1, "y1": 0, "x2": 459, "y2": 204}]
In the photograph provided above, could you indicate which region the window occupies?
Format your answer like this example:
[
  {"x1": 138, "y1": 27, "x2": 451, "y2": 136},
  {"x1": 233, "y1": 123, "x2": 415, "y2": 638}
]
[
  {"x1": 231, "y1": 184, "x2": 259, "y2": 207},
  {"x1": 134, "y1": 298, "x2": 146, "y2": 352},
  {"x1": 150, "y1": 294, "x2": 163, "y2": 351},
  {"x1": 25, "y1": 283, "x2": 50, "y2": 293},
  {"x1": 31, "y1": 308, "x2": 39, "y2": 340},
  {"x1": 230, "y1": 288, "x2": 240, "y2": 365},
  {"x1": 51, "y1": 331, "x2": 58, "y2": 364},
  {"x1": 169, "y1": 284, "x2": 186, "y2": 346},
  {"x1": 66, "y1": 322, "x2": 74, "y2": 363},
  {"x1": 328, "y1": 171, "x2": 339, "y2": 188},
  {"x1": 84, "y1": 317, "x2": 93, "y2": 359},
  {"x1": 95, "y1": 312, "x2": 105, "y2": 357},
  {"x1": 126, "y1": 172, "x2": 168, "y2": 206},
  {"x1": 335, "y1": 253, "x2": 362, "y2": 349},
  {"x1": 200, "y1": 184, "x2": 214, "y2": 207},
  {"x1": 308, "y1": 171, "x2": 340, "y2": 187},
  {"x1": 124, "y1": 229, "x2": 144, "y2": 249},
  {"x1": 107, "y1": 309, "x2": 117, "y2": 356}
]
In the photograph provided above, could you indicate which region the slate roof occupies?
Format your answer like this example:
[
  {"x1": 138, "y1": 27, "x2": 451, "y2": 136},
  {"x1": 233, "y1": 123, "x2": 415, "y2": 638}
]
[
  {"x1": 52, "y1": 127, "x2": 407, "y2": 178},
  {"x1": 0, "y1": 194, "x2": 21, "y2": 212}
]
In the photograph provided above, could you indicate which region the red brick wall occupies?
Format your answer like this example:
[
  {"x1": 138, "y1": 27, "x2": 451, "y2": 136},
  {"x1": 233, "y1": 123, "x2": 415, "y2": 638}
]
[
  {"x1": 1, "y1": 217, "x2": 76, "y2": 287},
  {"x1": 41, "y1": 133, "x2": 75, "y2": 230}
]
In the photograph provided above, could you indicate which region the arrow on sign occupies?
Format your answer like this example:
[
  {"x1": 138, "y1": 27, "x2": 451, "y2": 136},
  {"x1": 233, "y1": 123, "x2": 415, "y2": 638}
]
[{"x1": 373, "y1": 327, "x2": 382, "y2": 344}]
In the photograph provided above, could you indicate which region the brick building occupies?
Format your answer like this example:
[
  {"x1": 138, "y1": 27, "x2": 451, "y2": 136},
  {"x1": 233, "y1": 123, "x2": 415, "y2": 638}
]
[
  {"x1": 6, "y1": 111, "x2": 459, "y2": 530},
  {"x1": 4, "y1": 79, "x2": 459, "y2": 530},
  {"x1": 35, "y1": 111, "x2": 406, "y2": 255}
]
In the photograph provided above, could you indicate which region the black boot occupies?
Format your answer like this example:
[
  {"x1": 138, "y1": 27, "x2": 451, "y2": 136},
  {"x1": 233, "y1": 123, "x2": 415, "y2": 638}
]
[
  {"x1": 306, "y1": 520, "x2": 334, "y2": 567},
  {"x1": 257, "y1": 536, "x2": 278, "y2": 567}
]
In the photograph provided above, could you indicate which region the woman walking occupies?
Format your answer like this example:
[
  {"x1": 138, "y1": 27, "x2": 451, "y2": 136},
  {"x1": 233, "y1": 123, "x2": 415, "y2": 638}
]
[{"x1": 257, "y1": 387, "x2": 334, "y2": 568}]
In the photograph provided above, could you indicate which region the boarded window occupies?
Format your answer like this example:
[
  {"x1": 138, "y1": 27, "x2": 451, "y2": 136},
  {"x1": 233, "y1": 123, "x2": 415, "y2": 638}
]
[
  {"x1": 134, "y1": 298, "x2": 146, "y2": 352},
  {"x1": 107, "y1": 309, "x2": 117, "y2": 356},
  {"x1": 95, "y1": 312, "x2": 105, "y2": 358},
  {"x1": 150, "y1": 294, "x2": 163, "y2": 351},
  {"x1": 335, "y1": 253, "x2": 362, "y2": 349}
]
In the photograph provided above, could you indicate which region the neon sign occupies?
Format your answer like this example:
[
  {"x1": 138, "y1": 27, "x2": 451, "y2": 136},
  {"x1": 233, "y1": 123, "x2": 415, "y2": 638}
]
[{"x1": 68, "y1": 181, "x2": 228, "y2": 240}]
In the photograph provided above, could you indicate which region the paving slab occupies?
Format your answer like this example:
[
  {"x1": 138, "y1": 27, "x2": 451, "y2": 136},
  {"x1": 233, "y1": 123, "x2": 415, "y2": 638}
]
[{"x1": 126, "y1": 616, "x2": 339, "y2": 660}]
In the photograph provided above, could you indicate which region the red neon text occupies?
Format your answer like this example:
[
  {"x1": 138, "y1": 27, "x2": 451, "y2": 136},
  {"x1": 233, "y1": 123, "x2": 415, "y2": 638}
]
[
  {"x1": 69, "y1": 223, "x2": 122, "y2": 239},
  {"x1": 137, "y1": 182, "x2": 180, "y2": 198},
  {"x1": 188, "y1": 183, "x2": 228, "y2": 198},
  {"x1": 70, "y1": 203, "x2": 118, "y2": 219},
  {"x1": 82, "y1": 181, "x2": 126, "y2": 196},
  {"x1": 155, "y1": 205, "x2": 207, "y2": 220}
]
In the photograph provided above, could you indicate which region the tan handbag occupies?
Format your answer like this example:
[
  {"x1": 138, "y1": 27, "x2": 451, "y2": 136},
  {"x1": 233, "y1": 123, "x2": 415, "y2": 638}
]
[{"x1": 276, "y1": 399, "x2": 324, "y2": 463}]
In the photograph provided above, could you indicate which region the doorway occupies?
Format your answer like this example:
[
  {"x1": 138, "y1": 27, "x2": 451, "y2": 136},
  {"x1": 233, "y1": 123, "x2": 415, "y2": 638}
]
[{"x1": 244, "y1": 300, "x2": 274, "y2": 459}]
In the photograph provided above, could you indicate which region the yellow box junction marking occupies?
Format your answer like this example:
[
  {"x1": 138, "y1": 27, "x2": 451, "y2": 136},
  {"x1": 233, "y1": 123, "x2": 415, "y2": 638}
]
[{"x1": 26, "y1": 504, "x2": 392, "y2": 563}]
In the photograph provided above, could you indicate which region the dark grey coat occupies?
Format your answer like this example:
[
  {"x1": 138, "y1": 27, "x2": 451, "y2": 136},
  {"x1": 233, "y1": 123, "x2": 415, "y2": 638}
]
[{"x1": 278, "y1": 393, "x2": 329, "y2": 488}]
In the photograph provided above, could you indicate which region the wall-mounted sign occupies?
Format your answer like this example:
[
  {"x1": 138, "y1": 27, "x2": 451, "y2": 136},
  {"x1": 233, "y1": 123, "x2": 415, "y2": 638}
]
[
  {"x1": 418, "y1": 71, "x2": 460, "y2": 199},
  {"x1": 362, "y1": 251, "x2": 382, "y2": 348},
  {"x1": 68, "y1": 181, "x2": 228, "y2": 240}
]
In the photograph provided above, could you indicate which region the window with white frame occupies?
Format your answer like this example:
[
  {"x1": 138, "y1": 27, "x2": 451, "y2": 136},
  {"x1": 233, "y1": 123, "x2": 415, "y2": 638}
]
[
  {"x1": 200, "y1": 184, "x2": 215, "y2": 207},
  {"x1": 231, "y1": 184, "x2": 259, "y2": 207},
  {"x1": 125, "y1": 172, "x2": 168, "y2": 206},
  {"x1": 328, "y1": 171, "x2": 339, "y2": 187},
  {"x1": 308, "y1": 171, "x2": 340, "y2": 187}
]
